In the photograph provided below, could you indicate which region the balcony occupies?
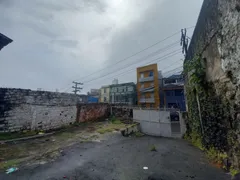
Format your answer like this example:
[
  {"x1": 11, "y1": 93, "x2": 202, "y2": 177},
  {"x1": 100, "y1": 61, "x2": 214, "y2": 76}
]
[
  {"x1": 139, "y1": 98, "x2": 155, "y2": 103},
  {"x1": 139, "y1": 76, "x2": 154, "y2": 82},
  {"x1": 139, "y1": 86, "x2": 154, "y2": 92}
]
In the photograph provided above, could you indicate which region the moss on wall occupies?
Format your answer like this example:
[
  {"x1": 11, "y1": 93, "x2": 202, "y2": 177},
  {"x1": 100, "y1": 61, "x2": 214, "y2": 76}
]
[{"x1": 184, "y1": 55, "x2": 240, "y2": 173}]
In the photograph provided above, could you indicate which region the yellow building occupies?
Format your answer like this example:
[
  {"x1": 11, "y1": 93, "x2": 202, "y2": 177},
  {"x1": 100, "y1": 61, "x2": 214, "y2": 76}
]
[
  {"x1": 136, "y1": 64, "x2": 159, "y2": 108},
  {"x1": 100, "y1": 85, "x2": 110, "y2": 103}
]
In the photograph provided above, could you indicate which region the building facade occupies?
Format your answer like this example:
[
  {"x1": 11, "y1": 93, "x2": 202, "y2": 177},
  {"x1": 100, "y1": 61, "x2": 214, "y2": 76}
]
[
  {"x1": 109, "y1": 82, "x2": 136, "y2": 105},
  {"x1": 159, "y1": 74, "x2": 186, "y2": 111},
  {"x1": 87, "y1": 89, "x2": 99, "y2": 103},
  {"x1": 100, "y1": 85, "x2": 110, "y2": 103},
  {"x1": 136, "y1": 64, "x2": 160, "y2": 108}
]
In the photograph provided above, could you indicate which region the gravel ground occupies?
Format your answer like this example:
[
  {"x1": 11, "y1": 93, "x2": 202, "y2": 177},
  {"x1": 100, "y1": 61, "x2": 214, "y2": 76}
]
[{"x1": 0, "y1": 133, "x2": 230, "y2": 180}]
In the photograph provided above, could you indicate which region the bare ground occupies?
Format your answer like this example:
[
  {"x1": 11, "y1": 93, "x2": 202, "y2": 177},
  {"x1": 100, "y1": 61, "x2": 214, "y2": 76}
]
[{"x1": 0, "y1": 121, "x2": 129, "y2": 170}]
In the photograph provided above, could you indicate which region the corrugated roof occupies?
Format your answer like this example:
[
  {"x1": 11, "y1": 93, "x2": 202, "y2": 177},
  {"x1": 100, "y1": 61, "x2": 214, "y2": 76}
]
[{"x1": 0, "y1": 33, "x2": 13, "y2": 51}]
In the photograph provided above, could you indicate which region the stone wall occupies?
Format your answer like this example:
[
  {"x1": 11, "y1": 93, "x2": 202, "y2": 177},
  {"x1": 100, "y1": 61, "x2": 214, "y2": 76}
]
[
  {"x1": 185, "y1": 0, "x2": 240, "y2": 170},
  {"x1": 111, "y1": 106, "x2": 133, "y2": 120},
  {"x1": 0, "y1": 88, "x2": 79, "y2": 132},
  {"x1": 76, "y1": 104, "x2": 109, "y2": 123}
]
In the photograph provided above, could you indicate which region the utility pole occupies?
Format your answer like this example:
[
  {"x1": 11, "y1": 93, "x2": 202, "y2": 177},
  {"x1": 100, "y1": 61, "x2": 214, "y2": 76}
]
[
  {"x1": 180, "y1": 28, "x2": 189, "y2": 56},
  {"x1": 72, "y1": 81, "x2": 83, "y2": 94}
]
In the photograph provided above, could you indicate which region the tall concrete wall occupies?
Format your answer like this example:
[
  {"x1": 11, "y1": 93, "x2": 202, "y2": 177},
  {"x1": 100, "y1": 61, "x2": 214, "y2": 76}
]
[
  {"x1": 0, "y1": 88, "x2": 80, "y2": 132},
  {"x1": 185, "y1": 0, "x2": 240, "y2": 169}
]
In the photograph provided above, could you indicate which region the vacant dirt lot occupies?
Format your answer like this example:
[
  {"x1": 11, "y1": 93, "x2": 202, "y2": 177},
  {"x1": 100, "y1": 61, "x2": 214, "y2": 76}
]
[
  {"x1": 0, "y1": 121, "x2": 130, "y2": 170},
  {"x1": 0, "y1": 126, "x2": 229, "y2": 180}
]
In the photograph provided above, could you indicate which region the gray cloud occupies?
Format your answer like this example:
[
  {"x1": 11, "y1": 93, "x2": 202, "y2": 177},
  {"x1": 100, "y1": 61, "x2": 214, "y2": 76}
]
[{"x1": 0, "y1": 0, "x2": 203, "y2": 93}]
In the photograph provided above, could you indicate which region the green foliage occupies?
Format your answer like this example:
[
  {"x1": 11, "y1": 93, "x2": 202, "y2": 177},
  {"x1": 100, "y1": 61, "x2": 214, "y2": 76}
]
[
  {"x1": 190, "y1": 131, "x2": 204, "y2": 150},
  {"x1": 134, "y1": 131, "x2": 144, "y2": 137},
  {"x1": 184, "y1": 54, "x2": 236, "y2": 171},
  {"x1": 0, "y1": 131, "x2": 37, "y2": 141},
  {"x1": 150, "y1": 145, "x2": 157, "y2": 152},
  {"x1": 230, "y1": 166, "x2": 239, "y2": 177},
  {"x1": 184, "y1": 55, "x2": 206, "y2": 91},
  {"x1": 0, "y1": 159, "x2": 21, "y2": 170},
  {"x1": 110, "y1": 116, "x2": 122, "y2": 124}
]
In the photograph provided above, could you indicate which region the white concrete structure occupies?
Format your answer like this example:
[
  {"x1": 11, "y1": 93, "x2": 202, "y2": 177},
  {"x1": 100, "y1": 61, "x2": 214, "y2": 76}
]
[{"x1": 133, "y1": 109, "x2": 186, "y2": 138}]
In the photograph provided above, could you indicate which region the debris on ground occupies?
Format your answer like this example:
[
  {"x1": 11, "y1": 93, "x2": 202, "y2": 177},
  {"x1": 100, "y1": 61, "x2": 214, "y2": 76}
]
[
  {"x1": 143, "y1": 167, "x2": 148, "y2": 170},
  {"x1": 6, "y1": 167, "x2": 18, "y2": 174}
]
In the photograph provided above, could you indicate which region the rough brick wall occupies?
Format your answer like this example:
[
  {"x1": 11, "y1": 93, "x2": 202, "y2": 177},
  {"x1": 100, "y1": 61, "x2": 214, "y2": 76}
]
[
  {"x1": 111, "y1": 106, "x2": 133, "y2": 120},
  {"x1": 76, "y1": 104, "x2": 109, "y2": 122},
  {"x1": 0, "y1": 88, "x2": 79, "y2": 132}
]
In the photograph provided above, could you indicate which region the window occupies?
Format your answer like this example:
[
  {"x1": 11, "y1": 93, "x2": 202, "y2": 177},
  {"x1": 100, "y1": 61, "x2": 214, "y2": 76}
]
[
  {"x1": 150, "y1": 82, "x2": 154, "y2": 87},
  {"x1": 175, "y1": 90, "x2": 183, "y2": 96},
  {"x1": 166, "y1": 91, "x2": 172, "y2": 96},
  {"x1": 164, "y1": 79, "x2": 176, "y2": 84},
  {"x1": 140, "y1": 73, "x2": 144, "y2": 78},
  {"x1": 104, "y1": 88, "x2": 106, "y2": 93},
  {"x1": 149, "y1": 71, "x2": 154, "y2": 77},
  {"x1": 116, "y1": 88, "x2": 118, "y2": 92},
  {"x1": 151, "y1": 93, "x2": 154, "y2": 98},
  {"x1": 141, "y1": 84, "x2": 144, "y2": 88},
  {"x1": 104, "y1": 97, "x2": 107, "y2": 102}
]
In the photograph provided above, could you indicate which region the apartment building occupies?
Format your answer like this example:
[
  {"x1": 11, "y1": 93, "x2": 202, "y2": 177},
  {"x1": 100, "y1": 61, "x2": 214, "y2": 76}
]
[
  {"x1": 99, "y1": 85, "x2": 110, "y2": 103},
  {"x1": 110, "y1": 82, "x2": 136, "y2": 105},
  {"x1": 136, "y1": 64, "x2": 160, "y2": 108},
  {"x1": 159, "y1": 74, "x2": 186, "y2": 111}
]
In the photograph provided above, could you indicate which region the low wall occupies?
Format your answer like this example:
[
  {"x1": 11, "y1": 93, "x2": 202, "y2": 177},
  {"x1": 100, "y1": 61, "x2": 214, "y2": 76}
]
[
  {"x1": 133, "y1": 109, "x2": 185, "y2": 138},
  {"x1": 111, "y1": 106, "x2": 133, "y2": 120},
  {"x1": 0, "y1": 88, "x2": 79, "y2": 132},
  {"x1": 76, "y1": 104, "x2": 109, "y2": 122}
]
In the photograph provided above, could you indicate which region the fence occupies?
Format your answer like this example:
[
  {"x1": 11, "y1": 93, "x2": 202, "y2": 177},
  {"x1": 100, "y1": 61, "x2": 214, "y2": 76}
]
[{"x1": 133, "y1": 109, "x2": 186, "y2": 138}]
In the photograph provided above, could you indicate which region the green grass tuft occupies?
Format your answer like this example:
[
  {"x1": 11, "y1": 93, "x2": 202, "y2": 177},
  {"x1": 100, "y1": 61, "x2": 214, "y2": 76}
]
[{"x1": 150, "y1": 145, "x2": 157, "y2": 152}]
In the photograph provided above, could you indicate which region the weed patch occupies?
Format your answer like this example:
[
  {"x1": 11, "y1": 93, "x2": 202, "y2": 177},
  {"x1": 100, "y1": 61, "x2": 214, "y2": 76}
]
[{"x1": 150, "y1": 145, "x2": 157, "y2": 152}]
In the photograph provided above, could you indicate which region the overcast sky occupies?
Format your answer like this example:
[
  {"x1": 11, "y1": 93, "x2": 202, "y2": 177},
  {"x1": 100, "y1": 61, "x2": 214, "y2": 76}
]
[{"x1": 0, "y1": 0, "x2": 203, "y2": 93}]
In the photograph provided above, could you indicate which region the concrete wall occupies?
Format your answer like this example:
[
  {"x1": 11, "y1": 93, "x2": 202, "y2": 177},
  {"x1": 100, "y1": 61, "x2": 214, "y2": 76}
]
[
  {"x1": 76, "y1": 104, "x2": 109, "y2": 123},
  {"x1": 0, "y1": 88, "x2": 79, "y2": 132},
  {"x1": 184, "y1": 0, "x2": 240, "y2": 169},
  {"x1": 133, "y1": 109, "x2": 173, "y2": 137}
]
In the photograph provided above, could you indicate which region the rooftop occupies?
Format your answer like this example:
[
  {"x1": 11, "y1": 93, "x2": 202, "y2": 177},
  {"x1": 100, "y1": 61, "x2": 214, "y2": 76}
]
[
  {"x1": 109, "y1": 82, "x2": 135, "y2": 87},
  {"x1": 0, "y1": 33, "x2": 13, "y2": 51}
]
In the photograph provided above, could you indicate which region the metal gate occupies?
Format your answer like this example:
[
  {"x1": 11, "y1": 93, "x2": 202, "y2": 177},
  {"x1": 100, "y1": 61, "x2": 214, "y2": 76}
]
[{"x1": 133, "y1": 109, "x2": 185, "y2": 138}]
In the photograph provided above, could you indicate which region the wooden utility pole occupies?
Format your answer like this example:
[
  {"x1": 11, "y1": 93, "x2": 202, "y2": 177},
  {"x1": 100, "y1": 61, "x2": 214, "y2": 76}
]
[
  {"x1": 72, "y1": 81, "x2": 83, "y2": 94},
  {"x1": 180, "y1": 28, "x2": 189, "y2": 56}
]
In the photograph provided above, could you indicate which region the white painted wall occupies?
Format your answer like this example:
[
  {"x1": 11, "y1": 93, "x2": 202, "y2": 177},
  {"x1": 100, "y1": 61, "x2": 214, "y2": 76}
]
[{"x1": 133, "y1": 109, "x2": 183, "y2": 138}]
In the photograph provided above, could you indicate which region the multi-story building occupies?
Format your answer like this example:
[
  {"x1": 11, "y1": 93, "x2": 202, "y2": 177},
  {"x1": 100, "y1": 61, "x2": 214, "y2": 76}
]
[
  {"x1": 136, "y1": 64, "x2": 160, "y2": 108},
  {"x1": 110, "y1": 82, "x2": 136, "y2": 105},
  {"x1": 0, "y1": 33, "x2": 13, "y2": 51},
  {"x1": 100, "y1": 85, "x2": 110, "y2": 103},
  {"x1": 87, "y1": 89, "x2": 100, "y2": 103},
  {"x1": 159, "y1": 74, "x2": 186, "y2": 111}
]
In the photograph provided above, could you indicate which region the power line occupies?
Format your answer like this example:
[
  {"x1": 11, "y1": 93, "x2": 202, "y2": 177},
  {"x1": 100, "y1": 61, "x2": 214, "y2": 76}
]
[
  {"x1": 72, "y1": 81, "x2": 83, "y2": 94},
  {"x1": 59, "y1": 26, "x2": 195, "y2": 91},
  {"x1": 83, "y1": 49, "x2": 182, "y2": 85},
  {"x1": 59, "y1": 40, "x2": 179, "y2": 91},
  {"x1": 82, "y1": 43, "x2": 180, "y2": 83}
]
